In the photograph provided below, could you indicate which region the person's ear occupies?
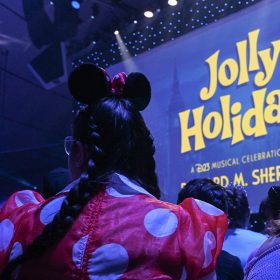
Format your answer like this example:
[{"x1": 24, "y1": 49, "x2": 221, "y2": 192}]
[{"x1": 72, "y1": 141, "x2": 89, "y2": 171}]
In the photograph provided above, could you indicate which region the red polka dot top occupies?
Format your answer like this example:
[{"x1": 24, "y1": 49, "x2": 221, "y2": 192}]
[{"x1": 0, "y1": 173, "x2": 227, "y2": 280}]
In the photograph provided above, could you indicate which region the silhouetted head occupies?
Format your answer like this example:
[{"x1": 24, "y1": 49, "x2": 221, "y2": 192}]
[
  {"x1": 67, "y1": 64, "x2": 158, "y2": 196},
  {"x1": 260, "y1": 185, "x2": 280, "y2": 236},
  {"x1": 2, "y1": 64, "x2": 159, "y2": 279},
  {"x1": 177, "y1": 178, "x2": 227, "y2": 212},
  {"x1": 225, "y1": 185, "x2": 250, "y2": 229}
]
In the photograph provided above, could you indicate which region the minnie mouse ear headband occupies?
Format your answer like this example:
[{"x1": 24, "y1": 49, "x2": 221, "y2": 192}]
[{"x1": 68, "y1": 64, "x2": 151, "y2": 111}]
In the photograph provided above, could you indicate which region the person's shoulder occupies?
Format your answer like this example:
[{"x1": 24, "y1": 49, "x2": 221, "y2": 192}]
[
  {"x1": 245, "y1": 237, "x2": 280, "y2": 278},
  {"x1": 219, "y1": 250, "x2": 241, "y2": 263},
  {"x1": 133, "y1": 195, "x2": 182, "y2": 214},
  {"x1": 235, "y1": 228, "x2": 267, "y2": 240},
  {"x1": 255, "y1": 236, "x2": 280, "y2": 256},
  {"x1": 0, "y1": 190, "x2": 45, "y2": 219},
  {"x1": 217, "y1": 250, "x2": 244, "y2": 279},
  {"x1": 148, "y1": 197, "x2": 180, "y2": 208}
]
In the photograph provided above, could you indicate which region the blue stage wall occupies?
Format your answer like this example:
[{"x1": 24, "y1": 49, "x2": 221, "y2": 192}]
[{"x1": 108, "y1": 0, "x2": 280, "y2": 211}]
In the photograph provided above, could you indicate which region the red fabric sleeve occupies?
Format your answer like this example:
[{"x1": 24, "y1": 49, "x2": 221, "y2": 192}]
[
  {"x1": 0, "y1": 190, "x2": 45, "y2": 272},
  {"x1": 0, "y1": 190, "x2": 44, "y2": 218},
  {"x1": 178, "y1": 198, "x2": 227, "y2": 280}
]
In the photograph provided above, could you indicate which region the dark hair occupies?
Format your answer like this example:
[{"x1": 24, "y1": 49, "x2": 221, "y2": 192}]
[
  {"x1": 177, "y1": 178, "x2": 227, "y2": 212},
  {"x1": 261, "y1": 185, "x2": 280, "y2": 236},
  {"x1": 225, "y1": 185, "x2": 250, "y2": 228},
  {"x1": 2, "y1": 65, "x2": 159, "y2": 278}
]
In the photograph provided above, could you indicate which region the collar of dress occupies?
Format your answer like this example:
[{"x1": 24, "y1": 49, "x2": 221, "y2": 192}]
[{"x1": 59, "y1": 173, "x2": 155, "y2": 198}]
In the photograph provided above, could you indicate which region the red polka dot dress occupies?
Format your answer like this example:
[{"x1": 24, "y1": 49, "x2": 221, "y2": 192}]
[{"x1": 0, "y1": 173, "x2": 227, "y2": 279}]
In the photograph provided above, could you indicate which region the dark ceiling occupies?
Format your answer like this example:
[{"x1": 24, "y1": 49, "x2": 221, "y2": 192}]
[{"x1": 0, "y1": 0, "x2": 263, "y2": 202}]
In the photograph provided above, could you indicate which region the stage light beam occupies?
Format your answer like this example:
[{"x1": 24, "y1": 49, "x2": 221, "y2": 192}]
[{"x1": 115, "y1": 33, "x2": 137, "y2": 73}]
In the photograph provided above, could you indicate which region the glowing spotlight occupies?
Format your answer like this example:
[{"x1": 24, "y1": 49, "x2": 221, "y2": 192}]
[
  {"x1": 144, "y1": 11, "x2": 154, "y2": 18},
  {"x1": 168, "y1": 0, "x2": 178, "y2": 6},
  {"x1": 133, "y1": 20, "x2": 138, "y2": 24},
  {"x1": 114, "y1": 30, "x2": 119, "y2": 35},
  {"x1": 71, "y1": 1, "x2": 80, "y2": 9}
]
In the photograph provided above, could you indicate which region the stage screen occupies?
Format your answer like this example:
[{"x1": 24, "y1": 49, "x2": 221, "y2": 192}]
[{"x1": 108, "y1": 0, "x2": 280, "y2": 211}]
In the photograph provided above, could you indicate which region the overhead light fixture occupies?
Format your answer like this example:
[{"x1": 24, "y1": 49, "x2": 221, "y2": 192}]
[
  {"x1": 114, "y1": 30, "x2": 119, "y2": 35},
  {"x1": 168, "y1": 0, "x2": 178, "y2": 6},
  {"x1": 144, "y1": 11, "x2": 154, "y2": 18},
  {"x1": 133, "y1": 20, "x2": 138, "y2": 24},
  {"x1": 71, "y1": 1, "x2": 81, "y2": 10}
]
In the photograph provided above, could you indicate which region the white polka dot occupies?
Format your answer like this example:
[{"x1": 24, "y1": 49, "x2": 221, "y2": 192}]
[
  {"x1": 195, "y1": 199, "x2": 224, "y2": 216},
  {"x1": 106, "y1": 187, "x2": 134, "y2": 198},
  {"x1": 144, "y1": 208, "x2": 178, "y2": 237},
  {"x1": 39, "y1": 196, "x2": 65, "y2": 225},
  {"x1": 15, "y1": 190, "x2": 40, "y2": 207},
  {"x1": 0, "y1": 219, "x2": 14, "y2": 251},
  {"x1": 117, "y1": 174, "x2": 141, "y2": 190},
  {"x1": 202, "y1": 231, "x2": 216, "y2": 268},
  {"x1": 9, "y1": 242, "x2": 23, "y2": 262},
  {"x1": 117, "y1": 173, "x2": 153, "y2": 197},
  {"x1": 88, "y1": 243, "x2": 129, "y2": 280},
  {"x1": 72, "y1": 235, "x2": 89, "y2": 269}
]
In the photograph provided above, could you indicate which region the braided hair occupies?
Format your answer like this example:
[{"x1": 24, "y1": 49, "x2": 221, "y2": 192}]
[
  {"x1": 2, "y1": 65, "x2": 159, "y2": 279},
  {"x1": 225, "y1": 185, "x2": 250, "y2": 228}
]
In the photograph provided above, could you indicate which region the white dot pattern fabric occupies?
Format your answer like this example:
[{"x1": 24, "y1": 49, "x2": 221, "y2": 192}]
[
  {"x1": 14, "y1": 190, "x2": 39, "y2": 207},
  {"x1": 195, "y1": 199, "x2": 224, "y2": 216},
  {"x1": 106, "y1": 187, "x2": 134, "y2": 198},
  {"x1": 117, "y1": 173, "x2": 154, "y2": 197},
  {"x1": 203, "y1": 231, "x2": 216, "y2": 268},
  {"x1": 88, "y1": 243, "x2": 129, "y2": 280},
  {"x1": 39, "y1": 196, "x2": 65, "y2": 225},
  {"x1": 0, "y1": 219, "x2": 14, "y2": 251},
  {"x1": 9, "y1": 242, "x2": 23, "y2": 262},
  {"x1": 144, "y1": 208, "x2": 178, "y2": 237},
  {"x1": 72, "y1": 235, "x2": 89, "y2": 269}
]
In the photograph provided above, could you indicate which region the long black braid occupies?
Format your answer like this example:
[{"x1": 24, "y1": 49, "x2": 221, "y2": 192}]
[
  {"x1": 2, "y1": 97, "x2": 160, "y2": 279},
  {"x1": 2, "y1": 107, "x2": 106, "y2": 279}
]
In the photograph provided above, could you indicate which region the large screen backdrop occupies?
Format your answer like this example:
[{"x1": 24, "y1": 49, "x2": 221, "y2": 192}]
[{"x1": 108, "y1": 0, "x2": 280, "y2": 211}]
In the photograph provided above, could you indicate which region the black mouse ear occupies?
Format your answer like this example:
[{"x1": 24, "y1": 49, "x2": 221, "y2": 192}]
[
  {"x1": 68, "y1": 64, "x2": 111, "y2": 105},
  {"x1": 123, "y1": 72, "x2": 151, "y2": 111}
]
